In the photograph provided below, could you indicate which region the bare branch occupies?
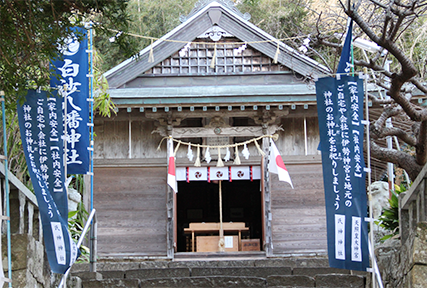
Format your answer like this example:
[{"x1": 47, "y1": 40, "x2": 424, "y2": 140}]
[
  {"x1": 369, "y1": 140, "x2": 423, "y2": 180},
  {"x1": 410, "y1": 78, "x2": 427, "y2": 94}
]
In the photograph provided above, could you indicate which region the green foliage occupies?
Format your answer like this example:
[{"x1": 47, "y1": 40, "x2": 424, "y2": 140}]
[
  {"x1": 238, "y1": 0, "x2": 312, "y2": 40},
  {"x1": 96, "y1": 0, "x2": 314, "y2": 72},
  {"x1": 0, "y1": 108, "x2": 31, "y2": 187},
  {"x1": 68, "y1": 175, "x2": 91, "y2": 262},
  {"x1": 0, "y1": 0, "x2": 139, "y2": 101},
  {"x1": 377, "y1": 184, "x2": 408, "y2": 241},
  {"x1": 92, "y1": 50, "x2": 117, "y2": 117},
  {"x1": 96, "y1": 0, "x2": 197, "y2": 72},
  {"x1": 68, "y1": 201, "x2": 90, "y2": 262}
]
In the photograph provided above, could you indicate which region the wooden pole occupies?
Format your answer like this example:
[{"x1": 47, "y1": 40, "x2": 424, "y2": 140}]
[
  {"x1": 166, "y1": 136, "x2": 174, "y2": 259},
  {"x1": 261, "y1": 157, "x2": 266, "y2": 249},
  {"x1": 262, "y1": 124, "x2": 272, "y2": 256},
  {"x1": 219, "y1": 180, "x2": 225, "y2": 252}
]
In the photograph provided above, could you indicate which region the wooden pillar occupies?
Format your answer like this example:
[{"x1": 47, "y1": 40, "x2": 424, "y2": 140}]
[
  {"x1": 262, "y1": 123, "x2": 273, "y2": 257},
  {"x1": 261, "y1": 157, "x2": 266, "y2": 250},
  {"x1": 424, "y1": 178, "x2": 427, "y2": 221},
  {"x1": 219, "y1": 181, "x2": 225, "y2": 252},
  {"x1": 173, "y1": 190, "x2": 177, "y2": 253},
  {"x1": 166, "y1": 127, "x2": 174, "y2": 259},
  {"x1": 399, "y1": 193, "x2": 409, "y2": 245}
]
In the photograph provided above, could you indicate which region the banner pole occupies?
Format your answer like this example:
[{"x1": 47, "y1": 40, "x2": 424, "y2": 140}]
[
  {"x1": 89, "y1": 26, "x2": 94, "y2": 213},
  {"x1": 1, "y1": 92, "x2": 12, "y2": 287},
  {"x1": 63, "y1": 84, "x2": 68, "y2": 185},
  {"x1": 62, "y1": 83, "x2": 68, "y2": 288},
  {"x1": 363, "y1": 71, "x2": 382, "y2": 288}
]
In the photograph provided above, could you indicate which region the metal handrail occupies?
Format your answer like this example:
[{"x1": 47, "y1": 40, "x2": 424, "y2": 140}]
[{"x1": 58, "y1": 208, "x2": 97, "y2": 288}]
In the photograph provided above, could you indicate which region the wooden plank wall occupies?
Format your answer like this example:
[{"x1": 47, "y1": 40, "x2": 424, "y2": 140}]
[
  {"x1": 131, "y1": 120, "x2": 166, "y2": 159},
  {"x1": 93, "y1": 114, "x2": 324, "y2": 256},
  {"x1": 94, "y1": 116, "x2": 320, "y2": 160},
  {"x1": 277, "y1": 116, "x2": 320, "y2": 156},
  {"x1": 94, "y1": 119, "x2": 166, "y2": 160},
  {"x1": 93, "y1": 167, "x2": 167, "y2": 256},
  {"x1": 270, "y1": 163, "x2": 327, "y2": 255}
]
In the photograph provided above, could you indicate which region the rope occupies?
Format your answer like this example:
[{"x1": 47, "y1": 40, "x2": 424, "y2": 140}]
[
  {"x1": 108, "y1": 28, "x2": 312, "y2": 45},
  {"x1": 108, "y1": 29, "x2": 392, "y2": 80},
  {"x1": 157, "y1": 134, "x2": 279, "y2": 151}
]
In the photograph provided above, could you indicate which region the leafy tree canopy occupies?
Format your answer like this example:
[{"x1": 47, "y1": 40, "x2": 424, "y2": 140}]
[
  {"x1": 96, "y1": 0, "x2": 313, "y2": 72},
  {"x1": 96, "y1": 0, "x2": 198, "y2": 72},
  {"x1": 0, "y1": 0, "x2": 139, "y2": 104}
]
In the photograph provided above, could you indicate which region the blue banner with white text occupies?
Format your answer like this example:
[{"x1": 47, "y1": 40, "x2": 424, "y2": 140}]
[
  {"x1": 316, "y1": 75, "x2": 369, "y2": 271},
  {"x1": 18, "y1": 90, "x2": 79, "y2": 274},
  {"x1": 50, "y1": 26, "x2": 90, "y2": 174}
]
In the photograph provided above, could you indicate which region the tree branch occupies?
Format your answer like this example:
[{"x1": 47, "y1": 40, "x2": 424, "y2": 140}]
[
  {"x1": 369, "y1": 140, "x2": 422, "y2": 180},
  {"x1": 410, "y1": 78, "x2": 427, "y2": 94}
]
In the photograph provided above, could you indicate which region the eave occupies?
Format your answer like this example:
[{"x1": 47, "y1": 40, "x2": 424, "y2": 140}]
[{"x1": 108, "y1": 84, "x2": 317, "y2": 107}]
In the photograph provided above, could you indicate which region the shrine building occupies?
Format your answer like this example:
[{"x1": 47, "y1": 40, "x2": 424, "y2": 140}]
[{"x1": 95, "y1": 0, "x2": 332, "y2": 259}]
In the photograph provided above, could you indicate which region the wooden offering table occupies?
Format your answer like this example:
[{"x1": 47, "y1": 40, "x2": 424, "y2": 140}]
[{"x1": 184, "y1": 222, "x2": 249, "y2": 252}]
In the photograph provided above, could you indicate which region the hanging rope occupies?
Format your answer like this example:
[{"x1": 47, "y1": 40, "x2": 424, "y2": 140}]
[
  {"x1": 173, "y1": 141, "x2": 180, "y2": 156},
  {"x1": 217, "y1": 147, "x2": 224, "y2": 167},
  {"x1": 210, "y1": 42, "x2": 217, "y2": 69},
  {"x1": 273, "y1": 40, "x2": 280, "y2": 64},
  {"x1": 233, "y1": 145, "x2": 241, "y2": 165},
  {"x1": 254, "y1": 140, "x2": 266, "y2": 156},
  {"x1": 157, "y1": 134, "x2": 278, "y2": 166},
  {"x1": 107, "y1": 29, "x2": 391, "y2": 80},
  {"x1": 194, "y1": 144, "x2": 201, "y2": 167},
  {"x1": 108, "y1": 28, "x2": 312, "y2": 46},
  {"x1": 148, "y1": 39, "x2": 155, "y2": 63},
  {"x1": 157, "y1": 134, "x2": 278, "y2": 151}
]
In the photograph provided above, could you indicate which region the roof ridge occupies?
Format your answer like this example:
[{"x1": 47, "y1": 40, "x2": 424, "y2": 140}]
[{"x1": 180, "y1": 0, "x2": 251, "y2": 23}]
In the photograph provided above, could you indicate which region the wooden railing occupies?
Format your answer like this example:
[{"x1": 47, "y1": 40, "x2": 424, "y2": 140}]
[
  {"x1": 1, "y1": 162, "x2": 98, "y2": 288},
  {"x1": 0, "y1": 162, "x2": 42, "y2": 240},
  {"x1": 399, "y1": 163, "x2": 427, "y2": 244}
]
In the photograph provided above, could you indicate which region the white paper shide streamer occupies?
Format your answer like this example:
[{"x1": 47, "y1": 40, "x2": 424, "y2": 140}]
[
  {"x1": 187, "y1": 143, "x2": 194, "y2": 161},
  {"x1": 224, "y1": 147, "x2": 231, "y2": 162},
  {"x1": 205, "y1": 147, "x2": 211, "y2": 163},
  {"x1": 242, "y1": 143, "x2": 250, "y2": 159}
]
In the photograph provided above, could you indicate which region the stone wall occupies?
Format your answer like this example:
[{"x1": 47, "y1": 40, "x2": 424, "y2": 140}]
[
  {"x1": 2, "y1": 234, "x2": 51, "y2": 288},
  {"x1": 376, "y1": 222, "x2": 427, "y2": 288},
  {"x1": 1, "y1": 172, "x2": 85, "y2": 287}
]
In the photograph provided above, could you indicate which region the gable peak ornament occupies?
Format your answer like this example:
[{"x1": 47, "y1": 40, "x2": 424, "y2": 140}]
[
  {"x1": 180, "y1": 0, "x2": 251, "y2": 23},
  {"x1": 198, "y1": 26, "x2": 233, "y2": 42}
]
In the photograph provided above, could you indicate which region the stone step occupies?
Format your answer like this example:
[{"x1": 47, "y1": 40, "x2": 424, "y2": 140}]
[
  {"x1": 190, "y1": 266, "x2": 292, "y2": 277},
  {"x1": 80, "y1": 274, "x2": 365, "y2": 288},
  {"x1": 173, "y1": 251, "x2": 266, "y2": 259},
  {"x1": 74, "y1": 266, "x2": 354, "y2": 280},
  {"x1": 72, "y1": 257, "x2": 367, "y2": 287},
  {"x1": 71, "y1": 257, "x2": 330, "y2": 273}
]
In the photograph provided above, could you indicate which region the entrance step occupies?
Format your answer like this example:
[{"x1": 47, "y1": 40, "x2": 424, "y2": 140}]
[
  {"x1": 174, "y1": 251, "x2": 266, "y2": 260},
  {"x1": 71, "y1": 257, "x2": 367, "y2": 287}
]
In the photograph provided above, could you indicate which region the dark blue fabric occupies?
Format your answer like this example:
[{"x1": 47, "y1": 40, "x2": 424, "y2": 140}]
[
  {"x1": 18, "y1": 90, "x2": 79, "y2": 274},
  {"x1": 337, "y1": 20, "x2": 353, "y2": 75},
  {"x1": 316, "y1": 76, "x2": 369, "y2": 271},
  {"x1": 318, "y1": 19, "x2": 354, "y2": 153},
  {"x1": 50, "y1": 26, "x2": 90, "y2": 174}
]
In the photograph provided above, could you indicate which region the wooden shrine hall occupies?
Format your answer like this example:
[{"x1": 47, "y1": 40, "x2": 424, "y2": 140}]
[{"x1": 94, "y1": 0, "x2": 331, "y2": 259}]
